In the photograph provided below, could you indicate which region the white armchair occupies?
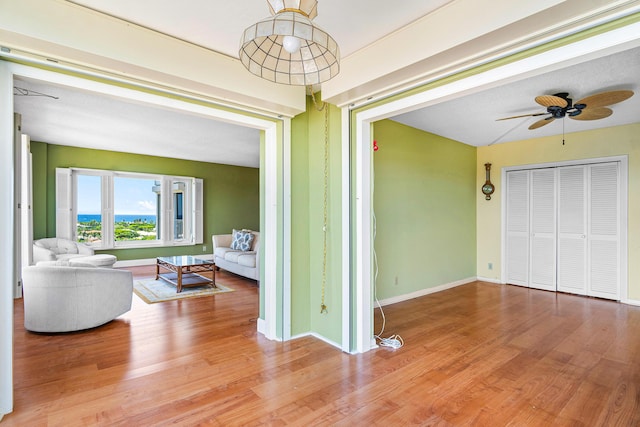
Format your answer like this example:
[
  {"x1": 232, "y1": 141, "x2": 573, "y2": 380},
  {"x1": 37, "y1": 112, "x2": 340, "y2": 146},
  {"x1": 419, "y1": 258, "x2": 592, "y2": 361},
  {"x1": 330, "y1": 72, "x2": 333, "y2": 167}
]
[
  {"x1": 21, "y1": 265, "x2": 133, "y2": 332},
  {"x1": 33, "y1": 237, "x2": 94, "y2": 263}
]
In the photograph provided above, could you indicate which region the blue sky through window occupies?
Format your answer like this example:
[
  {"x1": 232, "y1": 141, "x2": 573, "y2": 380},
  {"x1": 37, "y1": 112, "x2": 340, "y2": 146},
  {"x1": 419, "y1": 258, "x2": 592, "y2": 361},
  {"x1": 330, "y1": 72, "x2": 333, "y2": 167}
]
[
  {"x1": 77, "y1": 175, "x2": 157, "y2": 215},
  {"x1": 114, "y1": 177, "x2": 157, "y2": 215},
  {"x1": 77, "y1": 175, "x2": 101, "y2": 214}
]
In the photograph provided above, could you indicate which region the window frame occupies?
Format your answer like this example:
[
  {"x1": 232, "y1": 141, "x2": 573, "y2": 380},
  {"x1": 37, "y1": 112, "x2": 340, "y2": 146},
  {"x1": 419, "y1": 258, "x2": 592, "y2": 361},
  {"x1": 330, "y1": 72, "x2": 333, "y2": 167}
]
[{"x1": 57, "y1": 167, "x2": 203, "y2": 250}]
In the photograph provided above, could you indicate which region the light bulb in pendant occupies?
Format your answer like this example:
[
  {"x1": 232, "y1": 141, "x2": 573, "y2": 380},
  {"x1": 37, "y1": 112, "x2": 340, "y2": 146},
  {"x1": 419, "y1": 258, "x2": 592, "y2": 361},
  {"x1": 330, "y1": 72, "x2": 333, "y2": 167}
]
[{"x1": 282, "y1": 35, "x2": 301, "y2": 54}]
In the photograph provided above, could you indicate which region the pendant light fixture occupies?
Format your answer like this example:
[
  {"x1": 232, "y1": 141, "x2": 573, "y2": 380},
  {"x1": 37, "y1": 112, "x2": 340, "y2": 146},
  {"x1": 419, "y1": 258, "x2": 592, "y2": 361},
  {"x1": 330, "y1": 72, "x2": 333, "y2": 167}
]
[{"x1": 239, "y1": 0, "x2": 340, "y2": 86}]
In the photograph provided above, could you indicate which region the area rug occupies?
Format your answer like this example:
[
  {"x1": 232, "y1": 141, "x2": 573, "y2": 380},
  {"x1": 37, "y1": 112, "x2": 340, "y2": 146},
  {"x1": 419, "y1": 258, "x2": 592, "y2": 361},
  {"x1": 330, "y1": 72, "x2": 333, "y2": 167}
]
[{"x1": 133, "y1": 278, "x2": 234, "y2": 304}]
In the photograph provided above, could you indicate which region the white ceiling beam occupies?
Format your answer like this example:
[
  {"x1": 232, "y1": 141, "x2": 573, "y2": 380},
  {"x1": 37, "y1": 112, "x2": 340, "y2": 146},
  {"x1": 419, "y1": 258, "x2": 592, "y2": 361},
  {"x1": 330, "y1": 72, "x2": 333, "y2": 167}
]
[
  {"x1": 322, "y1": 0, "x2": 640, "y2": 108},
  {"x1": 0, "y1": 0, "x2": 306, "y2": 117}
]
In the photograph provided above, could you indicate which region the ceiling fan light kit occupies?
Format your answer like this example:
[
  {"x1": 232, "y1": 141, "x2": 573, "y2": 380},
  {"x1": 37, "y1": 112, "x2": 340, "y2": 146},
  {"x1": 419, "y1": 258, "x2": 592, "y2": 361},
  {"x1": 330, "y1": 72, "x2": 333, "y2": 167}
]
[
  {"x1": 239, "y1": 0, "x2": 340, "y2": 86},
  {"x1": 497, "y1": 89, "x2": 634, "y2": 130}
]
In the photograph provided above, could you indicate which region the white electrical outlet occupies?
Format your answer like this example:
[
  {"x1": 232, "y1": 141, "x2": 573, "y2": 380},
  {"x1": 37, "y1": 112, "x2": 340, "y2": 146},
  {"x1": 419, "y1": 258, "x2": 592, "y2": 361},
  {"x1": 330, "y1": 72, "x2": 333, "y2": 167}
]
[
  {"x1": 488, "y1": 262, "x2": 493, "y2": 270},
  {"x1": 203, "y1": 245, "x2": 207, "y2": 252}
]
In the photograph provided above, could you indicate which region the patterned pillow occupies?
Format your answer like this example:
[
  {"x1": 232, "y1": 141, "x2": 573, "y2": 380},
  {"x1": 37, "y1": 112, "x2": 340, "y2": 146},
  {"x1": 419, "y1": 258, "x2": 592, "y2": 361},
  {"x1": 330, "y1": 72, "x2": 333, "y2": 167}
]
[{"x1": 230, "y1": 229, "x2": 254, "y2": 252}]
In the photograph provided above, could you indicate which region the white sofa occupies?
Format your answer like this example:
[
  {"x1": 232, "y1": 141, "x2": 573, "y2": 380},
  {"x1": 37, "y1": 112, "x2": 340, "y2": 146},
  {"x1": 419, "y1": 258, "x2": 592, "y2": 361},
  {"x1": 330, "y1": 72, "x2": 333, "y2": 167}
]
[
  {"x1": 21, "y1": 264, "x2": 133, "y2": 332},
  {"x1": 212, "y1": 230, "x2": 259, "y2": 282},
  {"x1": 33, "y1": 237, "x2": 117, "y2": 267}
]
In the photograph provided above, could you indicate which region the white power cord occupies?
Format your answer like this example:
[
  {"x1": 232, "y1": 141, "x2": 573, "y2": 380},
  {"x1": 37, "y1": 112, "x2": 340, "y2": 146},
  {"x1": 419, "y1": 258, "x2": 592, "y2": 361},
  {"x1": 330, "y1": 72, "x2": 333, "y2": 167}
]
[
  {"x1": 373, "y1": 209, "x2": 404, "y2": 350},
  {"x1": 379, "y1": 334, "x2": 404, "y2": 349}
]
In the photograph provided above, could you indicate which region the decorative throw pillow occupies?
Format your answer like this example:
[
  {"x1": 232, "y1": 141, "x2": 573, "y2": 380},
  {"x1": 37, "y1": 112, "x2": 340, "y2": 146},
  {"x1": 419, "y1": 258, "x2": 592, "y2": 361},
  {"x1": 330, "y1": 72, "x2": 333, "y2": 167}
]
[{"x1": 231, "y1": 229, "x2": 254, "y2": 252}]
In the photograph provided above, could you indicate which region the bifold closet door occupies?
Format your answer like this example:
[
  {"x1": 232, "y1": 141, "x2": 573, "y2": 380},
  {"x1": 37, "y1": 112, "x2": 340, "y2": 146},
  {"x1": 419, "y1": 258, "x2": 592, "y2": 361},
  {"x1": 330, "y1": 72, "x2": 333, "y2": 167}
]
[
  {"x1": 506, "y1": 168, "x2": 557, "y2": 291},
  {"x1": 529, "y1": 169, "x2": 556, "y2": 291},
  {"x1": 557, "y1": 166, "x2": 587, "y2": 295},
  {"x1": 588, "y1": 162, "x2": 619, "y2": 299},
  {"x1": 506, "y1": 162, "x2": 620, "y2": 299},
  {"x1": 505, "y1": 170, "x2": 529, "y2": 287}
]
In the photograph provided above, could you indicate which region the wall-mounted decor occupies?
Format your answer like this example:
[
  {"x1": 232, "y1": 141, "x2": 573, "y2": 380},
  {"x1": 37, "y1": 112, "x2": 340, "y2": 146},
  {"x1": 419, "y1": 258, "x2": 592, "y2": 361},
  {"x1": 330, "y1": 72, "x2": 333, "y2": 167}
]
[{"x1": 482, "y1": 163, "x2": 495, "y2": 200}]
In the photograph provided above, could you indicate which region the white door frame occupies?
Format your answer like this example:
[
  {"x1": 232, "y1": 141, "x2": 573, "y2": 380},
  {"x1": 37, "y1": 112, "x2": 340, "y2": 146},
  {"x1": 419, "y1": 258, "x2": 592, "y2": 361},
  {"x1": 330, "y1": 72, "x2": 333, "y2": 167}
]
[
  {"x1": 0, "y1": 56, "x2": 14, "y2": 421},
  {"x1": 0, "y1": 60, "x2": 290, "y2": 417},
  {"x1": 349, "y1": 22, "x2": 640, "y2": 353}
]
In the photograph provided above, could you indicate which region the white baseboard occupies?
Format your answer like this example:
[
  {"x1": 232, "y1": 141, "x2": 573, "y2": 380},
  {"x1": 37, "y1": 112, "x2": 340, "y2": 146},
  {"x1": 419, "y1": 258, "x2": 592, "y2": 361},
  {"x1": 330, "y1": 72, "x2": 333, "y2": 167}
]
[
  {"x1": 478, "y1": 280, "x2": 640, "y2": 307},
  {"x1": 476, "y1": 276, "x2": 503, "y2": 284},
  {"x1": 376, "y1": 276, "x2": 477, "y2": 307},
  {"x1": 256, "y1": 318, "x2": 282, "y2": 342},
  {"x1": 113, "y1": 253, "x2": 214, "y2": 268},
  {"x1": 257, "y1": 317, "x2": 266, "y2": 336},
  {"x1": 290, "y1": 331, "x2": 342, "y2": 351},
  {"x1": 113, "y1": 258, "x2": 156, "y2": 267}
]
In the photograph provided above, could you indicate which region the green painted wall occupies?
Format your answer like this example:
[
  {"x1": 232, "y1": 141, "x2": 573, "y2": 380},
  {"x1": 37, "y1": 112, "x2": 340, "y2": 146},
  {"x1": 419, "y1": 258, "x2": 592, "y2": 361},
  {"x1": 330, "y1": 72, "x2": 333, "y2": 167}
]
[
  {"x1": 290, "y1": 95, "x2": 343, "y2": 343},
  {"x1": 30, "y1": 141, "x2": 48, "y2": 239},
  {"x1": 372, "y1": 120, "x2": 477, "y2": 299},
  {"x1": 290, "y1": 102, "x2": 311, "y2": 335},
  {"x1": 32, "y1": 142, "x2": 259, "y2": 261}
]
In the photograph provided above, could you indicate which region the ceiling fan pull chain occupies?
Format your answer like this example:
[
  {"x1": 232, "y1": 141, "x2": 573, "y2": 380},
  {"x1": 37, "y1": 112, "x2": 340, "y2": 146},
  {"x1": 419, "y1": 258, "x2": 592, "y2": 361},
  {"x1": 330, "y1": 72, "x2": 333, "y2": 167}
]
[
  {"x1": 311, "y1": 86, "x2": 330, "y2": 314},
  {"x1": 307, "y1": 85, "x2": 330, "y2": 314},
  {"x1": 321, "y1": 104, "x2": 329, "y2": 314},
  {"x1": 309, "y1": 86, "x2": 326, "y2": 112}
]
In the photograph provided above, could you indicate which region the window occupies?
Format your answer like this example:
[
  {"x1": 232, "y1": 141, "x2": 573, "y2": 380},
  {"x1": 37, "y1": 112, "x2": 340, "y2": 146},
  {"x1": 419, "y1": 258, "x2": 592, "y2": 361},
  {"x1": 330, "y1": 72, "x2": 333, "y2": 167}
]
[
  {"x1": 76, "y1": 174, "x2": 102, "y2": 244},
  {"x1": 173, "y1": 185, "x2": 184, "y2": 240},
  {"x1": 114, "y1": 176, "x2": 158, "y2": 243},
  {"x1": 56, "y1": 168, "x2": 203, "y2": 249}
]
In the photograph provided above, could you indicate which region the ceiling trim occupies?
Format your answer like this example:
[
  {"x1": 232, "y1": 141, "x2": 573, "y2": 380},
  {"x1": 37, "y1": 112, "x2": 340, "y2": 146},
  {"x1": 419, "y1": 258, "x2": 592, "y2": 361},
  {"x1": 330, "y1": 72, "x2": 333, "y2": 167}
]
[
  {"x1": 8, "y1": 60, "x2": 280, "y2": 165},
  {"x1": 1, "y1": 45, "x2": 290, "y2": 124},
  {"x1": 352, "y1": 20, "x2": 640, "y2": 124},
  {"x1": 324, "y1": 1, "x2": 640, "y2": 108},
  {"x1": 0, "y1": 0, "x2": 306, "y2": 117}
]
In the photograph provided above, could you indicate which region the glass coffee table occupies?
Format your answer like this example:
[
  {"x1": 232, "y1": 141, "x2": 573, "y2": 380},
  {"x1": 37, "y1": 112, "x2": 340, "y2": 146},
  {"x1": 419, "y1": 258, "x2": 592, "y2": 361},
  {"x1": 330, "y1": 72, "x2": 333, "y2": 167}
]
[{"x1": 156, "y1": 256, "x2": 215, "y2": 293}]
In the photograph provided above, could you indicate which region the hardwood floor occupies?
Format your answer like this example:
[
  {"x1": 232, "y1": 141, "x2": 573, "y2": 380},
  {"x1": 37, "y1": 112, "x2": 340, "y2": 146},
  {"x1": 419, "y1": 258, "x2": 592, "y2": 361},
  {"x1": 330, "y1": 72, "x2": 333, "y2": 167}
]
[{"x1": 5, "y1": 271, "x2": 640, "y2": 426}]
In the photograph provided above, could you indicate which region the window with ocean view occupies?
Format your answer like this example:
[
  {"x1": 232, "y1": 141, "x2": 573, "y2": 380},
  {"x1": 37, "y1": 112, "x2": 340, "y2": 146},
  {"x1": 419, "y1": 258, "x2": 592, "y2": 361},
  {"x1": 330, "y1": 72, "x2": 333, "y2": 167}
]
[
  {"x1": 77, "y1": 174, "x2": 102, "y2": 244},
  {"x1": 114, "y1": 176, "x2": 158, "y2": 242},
  {"x1": 58, "y1": 167, "x2": 202, "y2": 249}
]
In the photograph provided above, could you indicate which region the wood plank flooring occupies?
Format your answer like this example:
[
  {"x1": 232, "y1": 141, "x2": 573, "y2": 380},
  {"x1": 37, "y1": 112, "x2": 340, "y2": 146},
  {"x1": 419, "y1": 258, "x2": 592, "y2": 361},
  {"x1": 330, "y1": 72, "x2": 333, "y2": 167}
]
[{"x1": 5, "y1": 270, "x2": 640, "y2": 426}]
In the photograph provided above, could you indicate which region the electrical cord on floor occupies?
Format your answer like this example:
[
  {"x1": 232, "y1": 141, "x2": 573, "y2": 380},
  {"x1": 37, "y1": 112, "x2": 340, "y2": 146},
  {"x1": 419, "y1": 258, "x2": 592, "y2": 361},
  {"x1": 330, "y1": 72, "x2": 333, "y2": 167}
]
[
  {"x1": 373, "y1": 210, "x2": 404, "y2": 350},
  {"x1": 374, "y1": 290, "x2": 404, "y2": 350},
  {"x1": 379, "y1": 334, "x2": 404, "y2": 349}
]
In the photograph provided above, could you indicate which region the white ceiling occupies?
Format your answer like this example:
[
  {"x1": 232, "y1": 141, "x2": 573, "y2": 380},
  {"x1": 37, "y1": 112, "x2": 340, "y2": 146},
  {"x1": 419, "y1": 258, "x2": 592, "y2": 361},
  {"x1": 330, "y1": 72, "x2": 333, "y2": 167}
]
[
  {"x1": 11, "y1": 1, "x2": 640, "y2": 166},
  {"x1": 68, "y1": 0, "x2": 454, "y2": 59},
  {"x1": 392, "y1": 46, "x2": 640, "y2": 146}
]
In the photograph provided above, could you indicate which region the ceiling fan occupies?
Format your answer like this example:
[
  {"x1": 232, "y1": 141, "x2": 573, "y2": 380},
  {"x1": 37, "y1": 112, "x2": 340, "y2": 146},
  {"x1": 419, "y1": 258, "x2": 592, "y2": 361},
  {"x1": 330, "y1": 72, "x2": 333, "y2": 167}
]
[{"x1": 497, "y1": 90, "x2": 634, "y2": 130}]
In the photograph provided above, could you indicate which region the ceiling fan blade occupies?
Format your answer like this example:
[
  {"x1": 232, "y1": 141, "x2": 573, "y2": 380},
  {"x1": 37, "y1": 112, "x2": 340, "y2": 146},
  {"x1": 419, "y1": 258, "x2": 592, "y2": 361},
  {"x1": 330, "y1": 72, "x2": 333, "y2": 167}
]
[
  {"x1": 570, "y1": 107, "x2": 613, "y2": 121},
  {"x1": 535, "y1": 95, "x2": 568, "y2": 108},
  {"x1": 528, "y1": 117, "x2": 555, "y2": 130},
  {"x1": 496, "y1": 112, "x2": 548, "y2": 121},
  {"x1": 576, "y1": 90, "x2": 634, "y2": 108}
]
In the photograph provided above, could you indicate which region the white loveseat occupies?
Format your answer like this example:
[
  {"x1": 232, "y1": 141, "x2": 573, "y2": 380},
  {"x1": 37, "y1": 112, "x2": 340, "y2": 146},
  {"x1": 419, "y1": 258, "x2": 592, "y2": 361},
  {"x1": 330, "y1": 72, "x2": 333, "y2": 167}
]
[
  {"x1": 33, "y1": 237, "x2": 94, "y2": 263},
  {"x1": 21, "y1": 264, "x2": 133, "y2": 332},
  {"x1": 212, "y1": 230, "x2": 259, "y2": 282},
  {"x1": 33, "y1": 237, "x2": 117, "y2": 268}
]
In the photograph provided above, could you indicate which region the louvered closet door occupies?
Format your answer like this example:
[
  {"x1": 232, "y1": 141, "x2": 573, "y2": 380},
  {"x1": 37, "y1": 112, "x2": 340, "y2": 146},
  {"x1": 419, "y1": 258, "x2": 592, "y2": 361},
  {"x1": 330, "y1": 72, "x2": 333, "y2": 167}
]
[
  {"x1": 529, "y1": 169, "x2": 556, "y2": 291},
  {"x1": 588, "y1": 162, "x2": 619, "y2": 299},
  {"x1": 557, "y1": 166, "x2": 587, "y2": 295},
  {"x1": 506, "y1": 171, "x2": 530, "y2": 287}
]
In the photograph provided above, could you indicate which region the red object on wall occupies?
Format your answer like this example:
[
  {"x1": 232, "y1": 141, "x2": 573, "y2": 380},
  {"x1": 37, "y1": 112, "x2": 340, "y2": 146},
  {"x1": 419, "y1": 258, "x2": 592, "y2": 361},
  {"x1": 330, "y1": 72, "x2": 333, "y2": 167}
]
[{"x1": 373, "y1": 140, "x2": 379, "y2": 151}]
